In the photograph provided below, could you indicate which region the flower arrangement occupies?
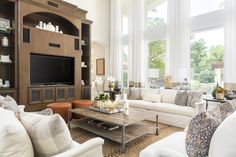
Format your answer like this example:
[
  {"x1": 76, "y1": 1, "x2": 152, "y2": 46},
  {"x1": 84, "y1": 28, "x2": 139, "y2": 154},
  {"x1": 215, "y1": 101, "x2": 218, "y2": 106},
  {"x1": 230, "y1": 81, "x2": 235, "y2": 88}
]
[
  {"x1": 93, "y1": 75, "x2": 116, "y2": 102},
  {"x1": 212, "y1": 83, "x2": 225, "y2": 100}
]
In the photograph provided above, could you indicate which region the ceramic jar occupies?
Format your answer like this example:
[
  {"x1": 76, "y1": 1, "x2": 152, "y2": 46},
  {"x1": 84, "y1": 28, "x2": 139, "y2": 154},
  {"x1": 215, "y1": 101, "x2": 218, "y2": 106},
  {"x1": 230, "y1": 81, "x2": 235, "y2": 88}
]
[
  {"x1": 2, "y1": 36, "x2": 9, "y2": 47},
  {"x1": 46, "y1": 22, "x2": 55, "y2": 32}
]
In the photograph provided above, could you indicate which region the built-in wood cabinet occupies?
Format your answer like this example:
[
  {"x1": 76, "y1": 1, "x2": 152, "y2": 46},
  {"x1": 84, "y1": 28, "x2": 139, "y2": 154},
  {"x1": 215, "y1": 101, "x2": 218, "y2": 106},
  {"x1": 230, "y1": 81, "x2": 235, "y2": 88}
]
[
  {"x1": 29, "y1": 86, "x2": 75, "y2": 105},
  {"x1": 0, "y1": 0, "x2": 92, "y2": 111},
  {"x1": 0, "y1": 0, "x2": 18, "y2": 100}
]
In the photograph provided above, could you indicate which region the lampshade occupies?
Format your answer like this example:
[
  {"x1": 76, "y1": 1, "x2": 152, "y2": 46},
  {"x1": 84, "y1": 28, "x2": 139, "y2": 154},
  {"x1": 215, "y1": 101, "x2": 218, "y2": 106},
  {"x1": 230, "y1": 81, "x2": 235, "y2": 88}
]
[
  {"x1": 178, "y1": 68, "x2": 190, "y2": 79},
  {"x1": 148, "y1": 69, "x2": 159, "y2": 78}
]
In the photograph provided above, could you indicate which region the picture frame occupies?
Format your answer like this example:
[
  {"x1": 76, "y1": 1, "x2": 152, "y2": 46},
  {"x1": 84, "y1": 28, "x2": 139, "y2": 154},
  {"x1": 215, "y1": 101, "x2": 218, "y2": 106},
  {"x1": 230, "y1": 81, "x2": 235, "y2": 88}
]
[
  {"x1": 0, "y1": 18, "x2": 10, "y2": 29},
  {"x1": 96, "y1": 58, "x2": 105, "y2": 75}
]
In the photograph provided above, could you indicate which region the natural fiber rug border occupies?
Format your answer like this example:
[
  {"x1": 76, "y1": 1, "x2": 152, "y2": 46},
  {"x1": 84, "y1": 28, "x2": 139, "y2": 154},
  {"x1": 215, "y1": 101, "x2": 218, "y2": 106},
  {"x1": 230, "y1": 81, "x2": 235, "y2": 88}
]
[{"x1": 70, "y1": 123, "x2": 182, "y2": 157}]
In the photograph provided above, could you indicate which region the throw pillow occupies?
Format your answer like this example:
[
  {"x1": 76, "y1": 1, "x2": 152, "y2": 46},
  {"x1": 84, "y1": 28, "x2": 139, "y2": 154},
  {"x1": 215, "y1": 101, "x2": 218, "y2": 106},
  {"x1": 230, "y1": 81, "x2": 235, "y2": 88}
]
[
  {"x1": 185, "y1": 112, "x2": 221, "y2": 157},
  {"x1": 20, "y1": 113, "x2": 73, "y2": 157},
  {"x1": 174, "y1": 90, "x2": 188, "y2": 106},
  {"x1": 0, "y1": 95, "x2": 4, "y2": 101},
  {"x1": 0, "y1": 95, "x2": 20, "y2": 113},
  {"x1": 38, "y1": 108, "x2": 53, "y2": 116},
  {"x1": 209, "y1": 110, "x2": 236, "y2": 157},
  {"x1": 186, "y1": 91, "x2": 202, "y2": 107},
  {"x1": 143, "y1": 93, "x2": 161, "y2": 103},
  {"x1": 128, "y1": 88, "x2": 142, "y2": 100},
  {"x1": 0, "y1": 108, "x2": 34, "y2": 157},
  {"x1": 160, "y1": 89, "x2": 178, "y2": 104},
  {"x1": 218, "y1": 101, "x2": 235, "y2": 120}
]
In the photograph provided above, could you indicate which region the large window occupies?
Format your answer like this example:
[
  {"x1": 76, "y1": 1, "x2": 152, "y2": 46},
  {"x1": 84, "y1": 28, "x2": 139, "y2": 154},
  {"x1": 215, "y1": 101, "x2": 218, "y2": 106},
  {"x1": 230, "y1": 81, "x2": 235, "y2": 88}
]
[
  {"x1": 148, "y1": 40, "x2": 166, "y2": 79},
  {"x1": 121, "y1": 46, "x2": 128, "y2": 87},
  {"x1": 191, "y1": 0, "x2": 224, "y2": 17},
  {"x1": 147, "y1": 0, "x2": 167, "y2": 29},
  {"x1": 191, "y1": 28, "x2": 224, "y2": 93}
]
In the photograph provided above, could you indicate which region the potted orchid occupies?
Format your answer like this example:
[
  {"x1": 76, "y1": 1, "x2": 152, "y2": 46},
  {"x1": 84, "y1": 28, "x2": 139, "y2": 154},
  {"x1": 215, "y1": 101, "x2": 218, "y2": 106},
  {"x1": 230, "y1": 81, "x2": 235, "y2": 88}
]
[{"x1": 93, "y1": 75, "x2": 116, "y2": 108}]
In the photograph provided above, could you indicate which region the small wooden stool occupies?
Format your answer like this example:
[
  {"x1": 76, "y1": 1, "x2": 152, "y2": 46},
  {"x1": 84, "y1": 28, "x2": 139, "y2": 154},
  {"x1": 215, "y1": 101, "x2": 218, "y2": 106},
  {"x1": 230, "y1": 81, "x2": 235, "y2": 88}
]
[
  {"x1": 72, "y1": 99, "x2": 93, "y2": 108},
  {"x1": 47, "y1": 102, "x2": 72, "y2": 122}
]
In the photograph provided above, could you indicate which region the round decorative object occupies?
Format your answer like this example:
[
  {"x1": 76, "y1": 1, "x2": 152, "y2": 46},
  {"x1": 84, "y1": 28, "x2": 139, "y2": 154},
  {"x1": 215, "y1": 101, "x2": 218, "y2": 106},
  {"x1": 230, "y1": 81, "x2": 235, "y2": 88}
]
[{"x1": 225, "y1": 90, "x2": 236, "y2": 100}]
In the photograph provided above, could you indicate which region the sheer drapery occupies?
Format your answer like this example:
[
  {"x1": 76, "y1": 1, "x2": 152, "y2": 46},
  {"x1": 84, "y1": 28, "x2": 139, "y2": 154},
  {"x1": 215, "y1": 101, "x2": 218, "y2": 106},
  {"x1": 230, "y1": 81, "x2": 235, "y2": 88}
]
[
  {"x1": 127, "y1": 0, "x2": 146, "y2": 87},
  {"x1": 166, "y1": 0, "x2": 191, "y2": 83},
  {"x1": 224, "y1": 0, "x2": 236, "y2": 85},
  {"x1": 109, "y1": 0, "x2": 122, "y2": 81}
]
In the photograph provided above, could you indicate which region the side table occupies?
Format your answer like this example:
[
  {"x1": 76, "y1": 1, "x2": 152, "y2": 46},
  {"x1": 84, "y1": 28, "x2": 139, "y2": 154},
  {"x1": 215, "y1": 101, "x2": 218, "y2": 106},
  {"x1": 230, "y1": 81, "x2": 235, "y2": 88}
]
[{"x1": 203, "y1": 95, "x2": 227, "y2": 110}]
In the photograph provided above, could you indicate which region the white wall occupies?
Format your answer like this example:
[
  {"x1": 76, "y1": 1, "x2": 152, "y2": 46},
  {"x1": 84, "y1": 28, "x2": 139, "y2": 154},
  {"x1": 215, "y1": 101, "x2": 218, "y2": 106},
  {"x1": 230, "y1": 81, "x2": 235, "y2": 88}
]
[{"x1": 64, "y1": 0, "x2": 110, "y2": 76}]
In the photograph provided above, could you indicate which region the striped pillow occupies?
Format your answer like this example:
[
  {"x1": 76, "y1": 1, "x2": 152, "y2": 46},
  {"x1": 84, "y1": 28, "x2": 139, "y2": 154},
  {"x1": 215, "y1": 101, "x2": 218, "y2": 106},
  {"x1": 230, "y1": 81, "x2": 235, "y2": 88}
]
[{"x1": 20, "y1": 113, "x2": 73, "y2": 157}]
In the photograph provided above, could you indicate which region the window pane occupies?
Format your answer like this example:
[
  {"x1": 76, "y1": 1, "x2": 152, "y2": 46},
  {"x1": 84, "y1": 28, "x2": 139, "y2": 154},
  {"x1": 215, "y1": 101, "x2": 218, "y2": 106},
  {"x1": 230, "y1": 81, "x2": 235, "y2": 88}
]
[
  {"x1": 148, "y1": 40, "x2": 166, "y2": 80},
  {"x1": 191, "y1": 28, "x2": 224, "y2": 93},
  {"x1": 147, "y1": 0, "x2": 167, "y2": 29},
  {"x1": 191, "y1": 0, "x2": 224, "y2": 17}
]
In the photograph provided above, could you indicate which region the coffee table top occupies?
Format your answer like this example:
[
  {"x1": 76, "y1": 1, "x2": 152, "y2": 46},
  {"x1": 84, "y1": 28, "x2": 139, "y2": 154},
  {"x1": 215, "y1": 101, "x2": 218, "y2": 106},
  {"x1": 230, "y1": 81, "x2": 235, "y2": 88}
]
[{"x1": 69, "y1": 108, "x2": 146, "y2": 126}]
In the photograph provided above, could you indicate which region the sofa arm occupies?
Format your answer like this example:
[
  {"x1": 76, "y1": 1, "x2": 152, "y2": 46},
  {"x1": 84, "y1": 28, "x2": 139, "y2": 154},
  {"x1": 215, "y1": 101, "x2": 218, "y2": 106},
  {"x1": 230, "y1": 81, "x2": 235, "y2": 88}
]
[
  {"x1": 52, "y1": 137, "x2": 104, "y2": 157},
  {"x1": 194, "y1": 100, "x2": 206, "y2": 114}
]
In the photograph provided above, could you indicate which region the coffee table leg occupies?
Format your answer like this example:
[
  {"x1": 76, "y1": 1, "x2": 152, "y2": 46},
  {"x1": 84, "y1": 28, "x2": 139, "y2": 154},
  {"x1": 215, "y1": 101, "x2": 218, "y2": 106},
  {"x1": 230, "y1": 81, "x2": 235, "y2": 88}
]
[
  {"x1": 206, "y1": 100, "x2": 208, "y2": 110},
  {"x1": 68, "y1": 110, "x2": 71, "y2": 129},
  {"x1": 156, "y1": 115, "x2": 159, "y2": 135},
  {"x1": 121, "y1": 125, "x2": 125, "y2": 152}
]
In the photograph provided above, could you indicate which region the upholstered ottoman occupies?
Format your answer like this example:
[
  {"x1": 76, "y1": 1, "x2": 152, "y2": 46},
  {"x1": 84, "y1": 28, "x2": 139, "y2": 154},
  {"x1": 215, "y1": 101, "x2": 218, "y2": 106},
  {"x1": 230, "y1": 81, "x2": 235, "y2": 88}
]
[
  {"x1": 71, "y1": 100, "x2": 93, "y2": 119},
  {"x1": 72, "y1": 99, "x2": 93, "y2": 108},
  {"x1": 47, "y1": 102, "x2": 72, "y2": 122}
]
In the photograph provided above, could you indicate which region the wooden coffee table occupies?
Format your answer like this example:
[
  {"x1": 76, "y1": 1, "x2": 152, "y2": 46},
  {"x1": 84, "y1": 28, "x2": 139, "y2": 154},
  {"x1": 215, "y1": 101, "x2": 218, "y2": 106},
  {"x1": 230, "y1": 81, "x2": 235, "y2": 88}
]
[{"x1": 68, "y1": 108, "x2": 159, "y2": 152}]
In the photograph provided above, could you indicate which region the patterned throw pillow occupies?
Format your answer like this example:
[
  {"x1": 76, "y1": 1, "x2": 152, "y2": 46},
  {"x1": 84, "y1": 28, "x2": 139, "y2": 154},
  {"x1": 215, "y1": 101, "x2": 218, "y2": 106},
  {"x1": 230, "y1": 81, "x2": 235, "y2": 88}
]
[
  {"x1": 38, "y1": 108, "x2": 53, "y2": 116},
  {"x1": 0, "y1": 95, "x2": 20, "y2": 113},
  {"x1": 128, "y1": 88, "x2": 142, "y2": 100},
  {"x1": 20, "y1": 113, "x2": 73, "y2": 157},
  {"x1": 218, "y1": 101, "x2": 235, "y2": 120},
  {"x1": 186, "y1": 91, "x2": 202, "y2": 107},
  {"x1": 174, "y1": 90, "x2": 188, "y2": 106},
  {"x1": 185, "y1": 112, "x2": 221, "y2": 157}
]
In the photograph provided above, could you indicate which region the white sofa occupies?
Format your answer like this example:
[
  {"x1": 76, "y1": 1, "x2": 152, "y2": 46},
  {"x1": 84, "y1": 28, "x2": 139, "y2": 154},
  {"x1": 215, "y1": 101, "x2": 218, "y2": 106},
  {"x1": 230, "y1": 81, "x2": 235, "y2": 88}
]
[
  {"x1": 124, "y1": 88, "x2": 205, "y2": 128},
  {"x1": 0, "y1": 107, "x2": 104, "y2": 157},
  {"x1": 140, "y1": 110, "x2": 236, "y2": 157}
]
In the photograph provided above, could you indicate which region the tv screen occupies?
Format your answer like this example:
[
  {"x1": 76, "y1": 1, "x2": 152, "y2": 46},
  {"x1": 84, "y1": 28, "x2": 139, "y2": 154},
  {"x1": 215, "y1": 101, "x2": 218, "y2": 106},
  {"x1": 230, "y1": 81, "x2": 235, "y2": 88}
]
[{"x1": 30, "y1": 54, "x2": 74, "y2": 85}]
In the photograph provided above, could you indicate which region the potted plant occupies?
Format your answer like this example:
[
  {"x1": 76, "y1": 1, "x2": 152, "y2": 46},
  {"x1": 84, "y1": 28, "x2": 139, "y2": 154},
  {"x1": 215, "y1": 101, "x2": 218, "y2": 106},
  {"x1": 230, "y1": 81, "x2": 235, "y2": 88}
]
[{"x1": 93, "y1": 75, "x2": 115, "y2": 108}]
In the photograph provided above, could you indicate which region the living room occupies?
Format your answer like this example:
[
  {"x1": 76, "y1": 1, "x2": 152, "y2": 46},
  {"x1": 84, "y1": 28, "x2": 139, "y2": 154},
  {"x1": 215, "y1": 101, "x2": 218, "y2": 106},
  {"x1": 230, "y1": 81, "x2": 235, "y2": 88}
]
[{"x1": 0, "y1": 0, "x2": 236, "y2": 157}]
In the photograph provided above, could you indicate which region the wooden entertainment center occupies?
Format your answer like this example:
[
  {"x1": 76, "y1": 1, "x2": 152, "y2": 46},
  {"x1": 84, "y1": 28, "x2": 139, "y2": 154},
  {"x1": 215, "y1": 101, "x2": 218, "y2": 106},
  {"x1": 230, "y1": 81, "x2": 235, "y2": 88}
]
[{"x1": 0, "y1": 0, "x2": 92, "y2": 111}]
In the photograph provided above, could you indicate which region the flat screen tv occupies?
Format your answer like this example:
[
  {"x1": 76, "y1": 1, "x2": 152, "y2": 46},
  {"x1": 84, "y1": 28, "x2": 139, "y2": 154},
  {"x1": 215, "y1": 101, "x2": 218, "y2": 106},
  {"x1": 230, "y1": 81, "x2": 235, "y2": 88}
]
[{"x1": 30, "y1": 54, "x2": 74, "y2": 85}]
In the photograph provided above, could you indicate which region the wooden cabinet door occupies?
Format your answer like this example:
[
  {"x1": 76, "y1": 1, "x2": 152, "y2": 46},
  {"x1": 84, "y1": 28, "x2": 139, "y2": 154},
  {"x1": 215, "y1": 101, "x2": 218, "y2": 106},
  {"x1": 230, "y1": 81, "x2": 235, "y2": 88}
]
[
  {"x1": 81, "y1": 86, "x2": 91, "y2": 99},
  {"x1": 56, "y1": 87, "x2": 67, "y2": 101},
  {"x1": 67, "y1": 86, "x2": 75, "y2": 100},
  {"x1": 43, "y1": 87, "x2": 55, "y2": 103},
  {"x1": 29, "y1": 88, "x2": 43, "y2": 104}
]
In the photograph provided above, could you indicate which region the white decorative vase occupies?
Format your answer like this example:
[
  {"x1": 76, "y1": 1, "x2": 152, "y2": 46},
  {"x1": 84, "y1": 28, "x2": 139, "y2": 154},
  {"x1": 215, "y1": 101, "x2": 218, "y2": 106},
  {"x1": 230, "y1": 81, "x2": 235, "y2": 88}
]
[
  {"x1": 2, "y1": 37, "x2": 9, "y2": 47},
  {"x1": 123, "y1": 101, "x2": 129, "y2": 115}
]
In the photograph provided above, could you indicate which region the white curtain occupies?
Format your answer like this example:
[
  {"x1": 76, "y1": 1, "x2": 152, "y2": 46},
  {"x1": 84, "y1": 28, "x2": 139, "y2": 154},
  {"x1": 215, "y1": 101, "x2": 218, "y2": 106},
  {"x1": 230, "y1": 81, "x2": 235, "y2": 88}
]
[
  {"x1": 109, "y1": 0, "x2": 122, "y2": 81},
  {"x1": 166, "y1": 0, "x2": 191, "y2": 83},
  {"x1": 127, "y1": 0, "x2": 146, "y2": 87},
  {"x1": 224, "y1": 0, "x2": 236, "y2": 86}
]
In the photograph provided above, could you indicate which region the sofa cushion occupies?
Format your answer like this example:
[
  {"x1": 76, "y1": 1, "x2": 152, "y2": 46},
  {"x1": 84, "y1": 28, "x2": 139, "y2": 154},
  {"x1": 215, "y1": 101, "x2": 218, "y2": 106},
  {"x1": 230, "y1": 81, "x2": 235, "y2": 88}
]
[
  {"x1": 128, "y1": 100, "x2": 195, "y2": 117},
  {"x1": 186, "y1": 91, "x2": 202, "y2": 107},
  {"x1": 174, "y1": 90, "x2": 188, "y2": 106},
  {"x1": 0, "y1": 108, "x2": 34, "y2": 157},
  {"x1": 0, "y1": 95, "x2": 4, "y2": 101},
  {"x1": 128, "y1": 88, "x2": 142, "y2": 100},
  {"x1": 209, "y1": 110, "x2": 236, "y2": 157},
  {"x1": 0, "y1": 95, "x2": 20, "y2": 113},
  {"x1": 141, "y1": 88, "x2": 159, "y2": 98},
  {"x1": 143, "y1": 93, "x2": 161, "y2": 103},
  {"x1": 185, "y1": 112, "x2": 221, "y2": 157},
  {"x1": 20, "y1": 112, "x2": 73, "y2": 157},
  {"x1": 160, "y1": 89, "x2": 178, "y2": 104},
  {"x1": 140, "y1": 132, "x2": 188, "y2": 157}
]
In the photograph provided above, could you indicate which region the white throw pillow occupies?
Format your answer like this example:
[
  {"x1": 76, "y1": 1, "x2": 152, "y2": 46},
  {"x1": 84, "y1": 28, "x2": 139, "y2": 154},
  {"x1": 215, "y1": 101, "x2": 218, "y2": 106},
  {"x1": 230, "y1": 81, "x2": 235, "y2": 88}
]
[
  {"x1": 160, "y1": 89, "x2": 178, "y2": 104},
  {"x1": 0, "y1": 108, "x2": 34, "y2": 157},
  {"x1": 143, "y1": 93, "x2": 161, "y2": 103},
  {"x1": 0, "y1": 95, "x2": 5, "y2": 101},
  {"x1": 209, "y1": 110, "x2": 236, "y2": 157},
  {"x1": 20, "y1": 112, "x2": 73, "y2": 157},
  {"x1": 0, "y1": 95, "x2": 20, "y2": 113}
]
